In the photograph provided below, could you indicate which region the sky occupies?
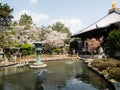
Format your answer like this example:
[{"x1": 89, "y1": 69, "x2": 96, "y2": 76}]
[{"x1": 1, "y1": 0, "x2": 120, "y2": 34}]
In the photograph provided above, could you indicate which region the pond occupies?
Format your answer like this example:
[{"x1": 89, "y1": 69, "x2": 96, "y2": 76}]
[{"x1": 0, "y1": 59, "x2": 114, "y2": 90}]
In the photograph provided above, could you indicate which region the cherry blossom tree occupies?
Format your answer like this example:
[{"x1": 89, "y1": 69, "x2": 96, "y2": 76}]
[
  {"x1": 42, "y1": 30, "x2": 67, "y2": 53},
  {"x1": 87, "y1": 37, "x2": 103, "y2": 54}
]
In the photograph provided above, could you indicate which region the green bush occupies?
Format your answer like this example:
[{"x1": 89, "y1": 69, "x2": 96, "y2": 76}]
[
  {"x1": 109, "y1": 68, "x2": 120, "y2": 81},
  {"x1": 69, "y1": 38, "x2": 78, "y2": 53},
  {"x1": 91, "y1": 60, "x2": 107, "y2": 71},
  {"x1": 52, "y1": 48, "x2": 63, "y2": 54},
  {"x1": 108, "y1": 30, "x2": 120, "y2": 56},
  {"x1": 91, "y1": 59, "x2": 120, "y2": 81},
  {"x1": 21, "y1": 44, "x2": 32, "y2": 56},
  {"x1": 106, "y1": 60, "x2": 117, "y2": 68},
  {"x1": 99, "y1": 63, "x2": 109, "y2": 71},
  {"x1": 91, "y1": 59, "x2": 119, "y2": 71},
  {"x1": 91, "y1": 59, "x2": 103, "y2": 65}
]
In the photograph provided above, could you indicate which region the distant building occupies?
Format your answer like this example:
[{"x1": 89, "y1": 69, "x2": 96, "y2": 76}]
[{"x1": 72, "y1": 1, "x2": 120, "y2": 54}]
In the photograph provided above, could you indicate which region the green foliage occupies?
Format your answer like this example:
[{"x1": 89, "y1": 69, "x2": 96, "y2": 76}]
[
  {"x1": 108, "y1": 30, "x2": 120, "y2": 56},
  {"x1": 0, "y1": 32, "x2": 5, "y2": 47},
  {"x1": 12, "y1": 21, "x2": 18, "y2": 27},
  {"x1": 0, "y1": 31, "x2": 20, "y2": 48},
  {"x1": 21, "y1": 44, "x2": 32, "y2": 56},
  {"x1": 91, "y1": 59, "x2": 119, "y2": 71},
  {"x1": 102, "y1": 70, "x2": 108, "y2": 76},
  {"x1": 50, "y1": 22, "x2": 71, "y2": 37},
  {"x1": 109, "y1": 68, "x2": 120, "y2": 81},
  {"x1": 8, "y1": 40, "x2": 20, "y2": 47},
  {"x1": 50, "y1": 22, "x2": 71, "y2": 50},
  {"x1": 0, "y1": 3, "x2": 13, "y2": 30},
  {"x1": 52, "y1": 48, "x2": 63, "y2": 54},
  {"x1": 19, "y1": 13, "x2": 33, "y2": 29},
  {"x1": 69, "y1": 38, "x2": 78, "y2": 52},
  {"x1": 0, "y1": 32, "x2": 10, "y2": 47},
  {"x1": 92, "y1": 61, "x2": 108, "y2": 71},
  {"x1": 91, "y1": 59, "x2": 120, "y2": 81},
  {"x1": 0, "y1": 3, "x2": 13, "y2": 16},
  {"x1": 64, "y1": 45, "x2": 69, "y2": 52},
  {"x1": 10, "y1": 29, "x2": 16, "y2": 35}
]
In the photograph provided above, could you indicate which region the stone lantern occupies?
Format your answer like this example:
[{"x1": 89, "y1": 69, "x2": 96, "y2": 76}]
[
  {"x1": 34, "y1": 40, "x2": 42, "y2": 63},
  {"x1": 29, "y1": 40, "x2": 47, "y2": 68}
]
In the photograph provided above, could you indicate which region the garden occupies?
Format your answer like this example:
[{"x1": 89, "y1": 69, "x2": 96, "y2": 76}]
[{"x1": 90, "y1": 58, "x2": 120, "y2": 81}]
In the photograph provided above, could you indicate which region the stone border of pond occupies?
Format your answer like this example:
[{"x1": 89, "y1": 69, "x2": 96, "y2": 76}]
[
  {"x1": 0, "y1": 54, "x2": 78, "y2": 67},
  {"x1": 0, "y1": 63, "x2": 17, "y2": 67},
  {"x1": 81, "y1": 57, "x2": 119, "y2": 90}
]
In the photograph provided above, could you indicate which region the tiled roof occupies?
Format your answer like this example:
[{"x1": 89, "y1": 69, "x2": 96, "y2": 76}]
[{"x1": 73, "y1": 9, "x2": 120, "y2": 37}]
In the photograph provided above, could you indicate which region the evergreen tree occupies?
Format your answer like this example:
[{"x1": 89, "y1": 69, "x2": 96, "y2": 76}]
[
  {"x1": 69, "y1": 38, "x2": 78, "y2": 54},
  {"x1": 21, "y1": 44, "x2": 32, "y2": 56},
  {"x1": 108, "y1": 30, "x2": 120, "y2": 56},
  {"x1": 19, "y1": 13, "x2": 33, "y2": 29},
  {"x1": 0, "y1": 3, "x2": 13, "y2": 31},
  {"x1": 50, "y1": 22, "x2": 71, "y2": 44},
  {"x1": 50, "y1": 22, "x2": 71, "y2": 37}
]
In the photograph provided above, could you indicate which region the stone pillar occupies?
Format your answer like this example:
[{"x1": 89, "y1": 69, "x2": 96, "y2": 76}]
[{"x1": 36, "y1": 51, "x2": 41, "y2": 63}]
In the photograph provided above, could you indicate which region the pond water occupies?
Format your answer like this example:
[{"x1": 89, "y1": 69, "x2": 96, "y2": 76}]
[{"x1": 0, "y1": 59, "x2": 114, "y2": 90}]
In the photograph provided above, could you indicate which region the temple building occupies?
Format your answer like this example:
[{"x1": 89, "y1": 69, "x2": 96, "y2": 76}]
[{"x1": 72, "y1": 1, "x2": 120, "y2": 56}]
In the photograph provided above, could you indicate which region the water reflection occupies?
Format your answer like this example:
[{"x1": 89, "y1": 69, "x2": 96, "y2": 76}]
[
  {"x1": 75, "y1": 63, "x2": 114, "y2": 90},
  {"x1": 35, "y1": 76, "x2": 44, "y2": 90},
  {"x1": 0, "y1": 59, "x2": 115, "y2": 90},
  {"x1": 0, "y1": 66, "x2": 29, "y2": 77}
]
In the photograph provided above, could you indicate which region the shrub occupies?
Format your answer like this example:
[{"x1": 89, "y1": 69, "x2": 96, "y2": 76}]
[
  {"x1": 106, "y1": 60, "x2": 117, "y2": 68},
  {"x1": 91, "y1": 59, "x2": 103, "y2": 66},
  {"x1": 91, "y1": 59, "x2": 119, "y2": 71},
  {"x1": 91, "y1": 59, "x2": 120, "y2": 81},
  {"x1": 91, "y1": 60, "x2": 108, "y2": 71},
  {"x1": 52, "y1": 48, "x2": 63, "y2": 54},
  {"x1": 108, "y1": 30, "x2": 120, "y2": 57},
  {"x1": 116, "y1": 62, "x2": 120, "y2": 67},
  {"x1": 109, "y1": 68, "x2": 120, "y2": 81},
  {"x1": 96, "y1": 63, "x2": 108, "y2": 71},
  {"x1": 21, "y1": 44, "x2": 32, "y2": 56}
]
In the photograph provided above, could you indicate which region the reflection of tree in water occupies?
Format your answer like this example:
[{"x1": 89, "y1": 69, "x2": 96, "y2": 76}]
[
  {"x1": 35, "y1": 78, "x2": 44, "y2": 90},
  {"x1": 0, "y1": 70, "x2": 40, "y2": 90},
  {"x1": 75, "y1": 66, "x2": 115, "y2": 90},
  {"x1": 40, "y1": 61, "x2": 74, "y2": 89},
  {"x1": 75, "y1": 61, "x2": 90, "y2": 83},
  {"x1": 0, "y1": 84, "x2": 4, "y2": 90},
  {"x1": 0, "y1": 76, "x2": 5, "y2": 90}
]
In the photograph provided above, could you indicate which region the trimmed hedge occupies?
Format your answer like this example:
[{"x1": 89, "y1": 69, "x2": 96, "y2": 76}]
[
  {"x1": 109, "y1": 68, "x2": 120, "y2": 81},
  {"x1": 91, "y1": 59, "x2": 120, "y2": 81},
  {"x1": 108, "y1": 30, "x2": 120, "y2": 57},
  {"x1": 91, "y1": 59, "x2": 117, "y2": 71}
]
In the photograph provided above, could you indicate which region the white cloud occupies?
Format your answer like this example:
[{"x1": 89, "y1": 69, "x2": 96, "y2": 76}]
[
  {"x1": 13, "y1": 10, "x2": 82, "y2": 34},
  {"x1": 50, "y1": 18, "x2": 82, "y2": 35},
  {"x1": 30, "y1": 0, "x2": 38, "y2": 4},
  {"x1": 14, "y1": 10, "x2": 49, "y2": 24}
]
